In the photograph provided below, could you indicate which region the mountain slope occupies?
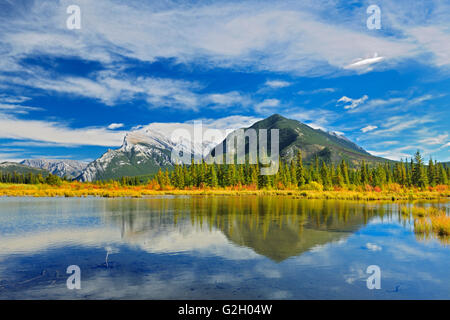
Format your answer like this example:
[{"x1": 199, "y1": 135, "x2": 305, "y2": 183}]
[
  {"x1": 77, "y1": 133, "x2": 173, "y2": 182},
  {"x1": 214, "y1": 114, "x2": 389, "y2": 166},
  {"x1": 0, "y1": 162, "x2": 49, "y2": 176},
  {"x1": 76, "y1": 127, "x2": 216, "y2": 182},
  {"x1": 21, "y1": 159, "x2": 88, "y2": 179}
]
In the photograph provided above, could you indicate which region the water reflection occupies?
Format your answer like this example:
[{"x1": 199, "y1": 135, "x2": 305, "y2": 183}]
[
  {"x1": 0, "y1": 197, "x2": 448, "y2": 299},
  {"x1": 105, "y1": 197, "x2": 384, "y2": 262}
]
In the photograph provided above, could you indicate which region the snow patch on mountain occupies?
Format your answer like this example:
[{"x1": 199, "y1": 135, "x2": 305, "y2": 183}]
[{"x1": 76, "y1": 124, "x2": 221, "y2": 182}]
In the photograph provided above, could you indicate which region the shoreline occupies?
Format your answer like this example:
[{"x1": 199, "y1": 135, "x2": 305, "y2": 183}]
[{"x1": 0, "y1": 184, "x2": 449, "y2": 201}]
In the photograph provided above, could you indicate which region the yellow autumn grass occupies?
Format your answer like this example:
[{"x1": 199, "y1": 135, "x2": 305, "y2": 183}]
[
  {"x1": 431, "y1": 215, "x2": 450, "y2": 237},
  {"x1": 401, "y1": 205, "x2": 450, "y2": 244},
  {"x1": 0, "y1": 182, "x2": 449, "y2": 201}
]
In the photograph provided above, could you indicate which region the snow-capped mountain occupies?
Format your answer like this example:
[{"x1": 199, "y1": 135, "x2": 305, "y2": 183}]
[
  {"x1": 21, "y1": 159, "x2": 88, "y2": 179},
  {"x1": 76, "y1": 125, "x2": 219, "y2": 182}
]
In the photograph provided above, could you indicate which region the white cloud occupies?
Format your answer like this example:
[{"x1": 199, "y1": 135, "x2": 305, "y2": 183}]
[
  {"x1": 255, "y1": 98, "x2": 280, "y2": 113},
  {"x1": 407, "y1": 26, "x2": 450, "y2": 67},
  {"x1": 344, "y1": 53, "x2": 384, "y2": 71},
  {"x1": 0, "y1": 72, "x2": 203, "y2": 109},
  {"x1": 361, "y1": 125, "x2": 378, "y2": 133},
  {"x1": 365, "y1": 243, "x2": 382, "y2": 252},
  {"x1": 264, "y1": 80, "x2": 291, "y2": 88},
  {"x1": 0, "y1": 113, "x2": 260, "y2": 150},
  {"x1": 0, "y1": 115, "x2": 125, "y2": 147},
  {"x1": 0, "y1": 0, "x2": 447, "y2": 116},
  {"x1": 204, "y1": 91, "x2": 251, "y2": 108},
  {"x1": 199, "y1": 115, "x2": 261, "y2": 130},
  {"x1": 0, "y1": 0, "x2": 424, "y2": 80},
  {"x1": 337, "y1": 95, "x2": 368, "y2": 109},
  {"x1": 107, "y1": 123, "x2": 124, "y2": 130}
]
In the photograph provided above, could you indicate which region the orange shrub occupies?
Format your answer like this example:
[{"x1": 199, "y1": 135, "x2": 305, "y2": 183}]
[
  {"x1": 434, "y1": 185, "x2": 448, "y2": 192},
  {"x1": 373, "y1": 186, "x2": 382, "y2": 193}
]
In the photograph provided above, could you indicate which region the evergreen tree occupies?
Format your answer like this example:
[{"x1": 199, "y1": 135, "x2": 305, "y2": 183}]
[{"x1": 296, "y1": 151, "x2": 305, "y2": 186}]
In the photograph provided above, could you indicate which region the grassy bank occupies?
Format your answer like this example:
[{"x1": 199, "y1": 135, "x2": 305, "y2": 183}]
[
  {"x1": 400, "y1": 205, "x2": 450, "y2": 243},
  {"x1": 0, "y1": 182, "x2": 449, "y2": 201}
]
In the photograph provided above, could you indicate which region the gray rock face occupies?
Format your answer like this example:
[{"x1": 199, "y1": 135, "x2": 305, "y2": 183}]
[{"x1": 20, "y1": 159, "x2": 88, "y2": 179}]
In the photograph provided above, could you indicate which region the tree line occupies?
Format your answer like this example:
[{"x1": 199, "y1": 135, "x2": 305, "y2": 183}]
[
  {"x1": 125, "y1": 150, "x2": 449, "y2": 189},
  {"x1": 0, "y1": 171, "x2": 64, "y2": 185},
  {"x1": 1, "y1": 151, "x2": 448, "y2": 189}
]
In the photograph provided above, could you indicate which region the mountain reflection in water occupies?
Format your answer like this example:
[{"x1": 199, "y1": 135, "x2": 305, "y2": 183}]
[
  {"x1": 107, "y1": 197, "x2": 380, "y2": 262},
  {"x1": 0, "y1": 196, "x2": 448, "y2": 299}
]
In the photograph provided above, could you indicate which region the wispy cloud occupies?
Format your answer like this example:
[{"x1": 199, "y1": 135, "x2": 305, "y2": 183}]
[
  {"x1": 0, "y1": 103, "x2": 44, "y2": 114},
  {"x1": 0, "y1": 71, "x2": 251, "y2": 110},
  {"x1": 107, "y1": 123, "x2": 124, "y2": 130},
  {"x1": 367, "y1": 149, "x2": 413, "y2": 161},
  {"x1": 0, "y1": 95, "x2": 31, "y2": 104},
  {"x1": 264, "y1": 80, "x2": 291, "y2": 89},
  {"x1": 372, "y1": 115, "x2": 435, "y2": 135},
  {"x1": 297, "y1": 88, "x2": 335, "y2": 95},
  {"x1": 344, "y1": 53, "x2": 384, "y2": 71},
  {"x1": 361, "y1": 125, "x2": 378, "y2": 133},
  {"x1": 0, "y1": 114, "x2": 126, "y2": 147},
  {"x1": 337, "y1": 95, "x2": 368, "y2": 110},
  {"x1": 419, "y1": 134, "x2": 448, "y2": 145},
  {"x1": 255, "y1": 98, "x2": 280, "y2": 114},
  {"x1": 347, "y1": 93, "x2": 442, "y2": 114},
  {"x1": 204, "y1": 91, "x2": 251, "y2": 108},
  {"x1": 288, "y1": 108, "x2": 338, "y2": 132},
  {"x1": 0, "y1": 0, "x2": 435, "y2": 80}
]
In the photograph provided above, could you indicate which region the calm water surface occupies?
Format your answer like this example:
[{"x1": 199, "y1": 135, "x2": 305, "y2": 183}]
[{"x1": 0, "y1": 196, "x2": 449, "y2": 299}]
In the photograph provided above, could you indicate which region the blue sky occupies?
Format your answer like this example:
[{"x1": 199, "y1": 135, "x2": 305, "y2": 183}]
[{"x1": 0, "y1": 0, "x2": 449, "y2": 162}]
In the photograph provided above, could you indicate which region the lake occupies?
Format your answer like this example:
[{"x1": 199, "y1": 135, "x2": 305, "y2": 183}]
[{"x1": 0, "y1": 196, "x2": 449, "y2": 299}]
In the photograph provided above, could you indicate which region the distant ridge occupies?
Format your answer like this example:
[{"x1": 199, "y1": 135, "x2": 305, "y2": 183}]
[
  {"x1": 0, "y1": 162, "x2": 49, "y2": 176},
  {"x1": 21, "y1": 159, "x2": 88, "y2": 179}
]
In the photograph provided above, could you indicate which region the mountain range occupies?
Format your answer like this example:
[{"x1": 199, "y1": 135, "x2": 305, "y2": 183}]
[
  {"x1": 2, "y1": 114, "x2": 434, "y2": 182},
  {"x1": 76, "y1": 114, "x2": 389, "y2": 181},
  {"x1": 20, "y1": 159, "x2": 88, "y2": 179},
  {"x1": 0, "y1": 162, "x2": 49, "y2": 176}
]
